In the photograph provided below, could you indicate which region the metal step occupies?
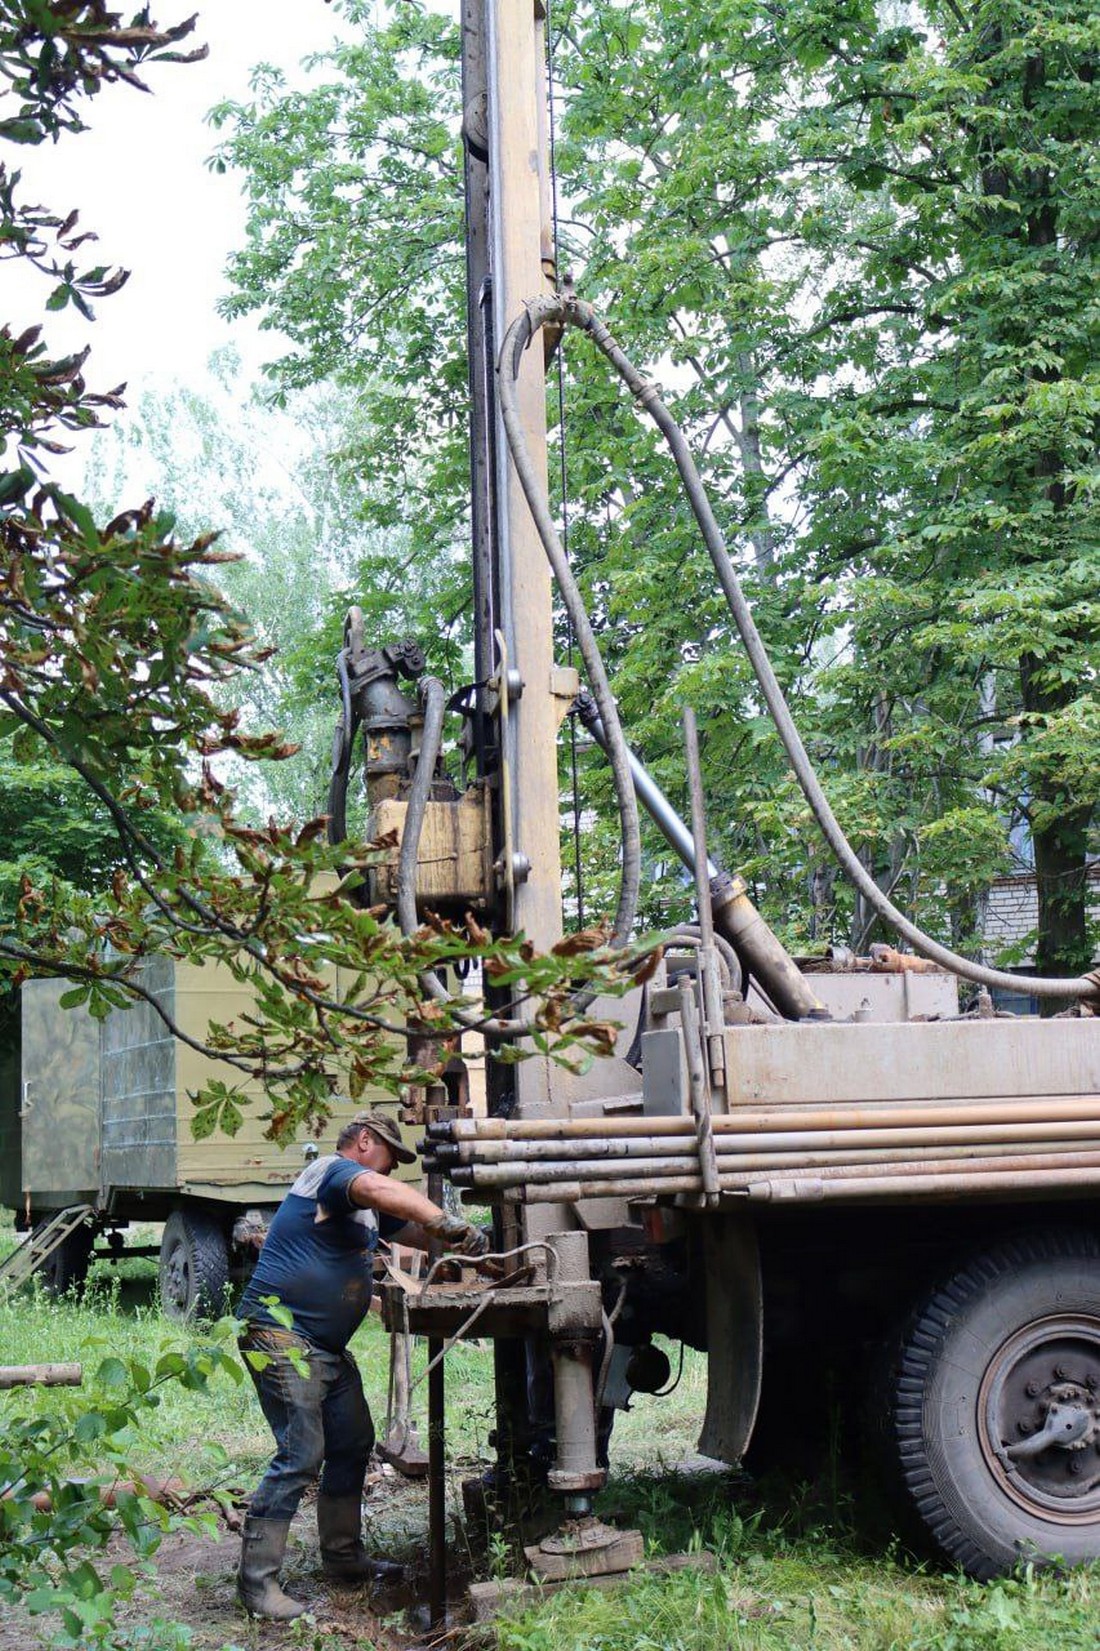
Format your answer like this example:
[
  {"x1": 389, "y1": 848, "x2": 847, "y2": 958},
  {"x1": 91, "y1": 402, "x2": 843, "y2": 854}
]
[{"x1": 0, "y1": 1205, "x2": 96, "y2": 1298}]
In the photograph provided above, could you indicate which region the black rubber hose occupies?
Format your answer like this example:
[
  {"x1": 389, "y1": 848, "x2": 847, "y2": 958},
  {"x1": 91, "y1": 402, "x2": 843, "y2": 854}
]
[
  {"x1": 498, "y1": 305, "x2": 641, "y2": 951},
  {"x1": 396, "y1": 675, "x2": 447, "y2": 945},
  {"x1": 504, "y1": 293, "x2": 1100, "y2": 1005}
]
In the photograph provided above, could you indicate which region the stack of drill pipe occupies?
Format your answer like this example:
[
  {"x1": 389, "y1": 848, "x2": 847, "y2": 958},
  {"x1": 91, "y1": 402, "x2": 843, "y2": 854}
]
[{"x1": 421, "y1": 1097, "x2": 1100, "y2": 1205}]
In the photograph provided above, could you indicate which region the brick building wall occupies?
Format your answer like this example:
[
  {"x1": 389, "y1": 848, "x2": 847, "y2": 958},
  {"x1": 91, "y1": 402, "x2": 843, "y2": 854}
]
[{"x1": 981, "y1": 865, "x2": 1100, "y2": 966}]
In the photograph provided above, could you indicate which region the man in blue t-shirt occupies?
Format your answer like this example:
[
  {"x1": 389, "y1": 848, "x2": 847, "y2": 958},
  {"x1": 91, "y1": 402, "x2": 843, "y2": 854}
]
[{"x1": 236, "y1": 1107, "x2": 489, "y2": 1621}]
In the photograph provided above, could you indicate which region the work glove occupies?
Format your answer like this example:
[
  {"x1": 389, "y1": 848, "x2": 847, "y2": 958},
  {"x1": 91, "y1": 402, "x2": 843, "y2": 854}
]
[{"x1": 425, "y1": 1211, "x2": 491, "y2": 1258}]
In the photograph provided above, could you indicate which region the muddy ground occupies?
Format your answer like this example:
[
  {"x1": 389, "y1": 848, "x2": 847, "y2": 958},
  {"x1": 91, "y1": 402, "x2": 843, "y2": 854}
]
[
  {"x1": 3, "y1": 1453, "x2": 738, "y2": 1650},
  {"x1": 2, "y1": 1463, "x2": 497, "y2": 1651}
]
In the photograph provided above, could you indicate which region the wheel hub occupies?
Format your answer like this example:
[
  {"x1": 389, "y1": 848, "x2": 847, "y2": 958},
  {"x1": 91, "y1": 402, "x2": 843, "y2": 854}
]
[
  {"x1": 979, "y1": 1315, "x2": 1100, "y2": 1523},
  {"x1": 164, "y1": 1242, "x2": 191, "y2": 1313}
]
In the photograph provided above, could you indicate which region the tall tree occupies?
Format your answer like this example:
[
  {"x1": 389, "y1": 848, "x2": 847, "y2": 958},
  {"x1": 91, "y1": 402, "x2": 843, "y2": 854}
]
[
  {"x1": 0, "y1": 1, "x2": 626, "y2": 1149},
  {"x1": 81, "y1": 358, "x2": 471, "y2": 826},
  {"x1": 213, "y1": 0, "x2": 1100, "y2": 977}
]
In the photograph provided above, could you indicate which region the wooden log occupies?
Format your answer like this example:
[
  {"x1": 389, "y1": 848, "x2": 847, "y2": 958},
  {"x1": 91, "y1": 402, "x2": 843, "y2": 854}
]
[
  {"x1": 468, "y1": 1553, "x2": 718, "y2": 1622},
  {"x1": 0, "y1": 1362, "x2": 83, "y2": 1389},
  {"x1": 2, "y1": 1474, "x2": 188, "y2": 1512}
]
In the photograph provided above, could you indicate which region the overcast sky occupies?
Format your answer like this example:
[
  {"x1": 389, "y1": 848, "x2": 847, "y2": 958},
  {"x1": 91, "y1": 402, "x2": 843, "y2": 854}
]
[{"x1": 8, "y1": 1, "x2": 353, "y2": 409}]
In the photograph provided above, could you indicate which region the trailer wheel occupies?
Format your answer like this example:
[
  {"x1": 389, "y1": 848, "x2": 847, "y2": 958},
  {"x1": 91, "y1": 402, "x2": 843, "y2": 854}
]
[
  {"x1": 32, "y1": 1218, "x2": 94, "y2": 1299},
  {"x1": 159, "y1": 1209, "x2": 230, "y2": 1321},
  {"x1": 877, "y1": 1228, "x2": 1100, "y2": 1578}
]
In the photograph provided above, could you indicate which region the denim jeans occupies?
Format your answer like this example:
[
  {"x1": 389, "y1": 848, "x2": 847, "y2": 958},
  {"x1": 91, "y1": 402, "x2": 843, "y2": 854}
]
[{"x1": 240, "y1": 1325, "x2": 375, "y2": 1521}]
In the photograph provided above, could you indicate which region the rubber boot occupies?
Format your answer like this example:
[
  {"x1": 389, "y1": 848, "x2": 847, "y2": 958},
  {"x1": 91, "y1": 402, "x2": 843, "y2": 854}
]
[
  {"x1": 316, "y1": 1493, "x2": 404, "y2": 1586},
  {"x1": 237, "y1": 1513, "x2": 308, "y2": 1620}
]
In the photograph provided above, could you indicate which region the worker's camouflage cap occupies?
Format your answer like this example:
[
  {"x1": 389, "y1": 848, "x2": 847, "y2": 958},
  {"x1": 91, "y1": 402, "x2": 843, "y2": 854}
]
[{"x1": 348, "y1": 1108, "x2": 418, "y2": 1165}]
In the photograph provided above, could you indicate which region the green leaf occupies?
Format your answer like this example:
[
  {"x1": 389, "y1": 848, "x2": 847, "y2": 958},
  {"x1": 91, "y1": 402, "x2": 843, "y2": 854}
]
[
  {"x1": 0, "y1": 466, "x2": 34, "y2": 505},
  {"x1": 258, "y1": 1295, "x2": 295, "y2": 1331},
  {"x1": 109, "y1": 1563, "x2": 135, "y2": 1597},
  {"x1": 24, "y1": 1587, "x2": 61, "y2": 1614},
  {"x1": 73, "y1": 1411, "x2": 107, "y2": 1444}
]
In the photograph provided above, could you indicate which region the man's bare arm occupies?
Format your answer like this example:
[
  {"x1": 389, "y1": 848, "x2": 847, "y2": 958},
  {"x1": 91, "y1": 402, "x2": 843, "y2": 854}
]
[
  {"x1": 386, "y1": 1221, "x2": 431, "y2": 1252},
  {"x1": 347, "y1": 1172, "x2": 443, "y2": 1227},
  {"x1": 346, "y1": 1175, "x2": 488, "y2": 1248},
  {"x1": 348, "y1": 1173, "x2": 490, "y2": 1257}
]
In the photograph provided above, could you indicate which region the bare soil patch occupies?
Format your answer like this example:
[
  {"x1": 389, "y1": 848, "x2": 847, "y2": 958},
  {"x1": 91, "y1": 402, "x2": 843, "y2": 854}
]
[{"x1": 0, "y1": 1468, "x2": 470, "y2": 1651}]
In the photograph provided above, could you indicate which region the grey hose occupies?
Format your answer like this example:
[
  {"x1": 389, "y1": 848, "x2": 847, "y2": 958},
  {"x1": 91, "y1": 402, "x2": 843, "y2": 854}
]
[
  {"x1": 498, "y1": 307, "x2": 641, "y2": 950},
  {"x1": 667, "y1": 924, "x2": 742, "y2": 995},
  {"x1": 507, "y1": 293, "x2": 1100, "y2": 1005}
]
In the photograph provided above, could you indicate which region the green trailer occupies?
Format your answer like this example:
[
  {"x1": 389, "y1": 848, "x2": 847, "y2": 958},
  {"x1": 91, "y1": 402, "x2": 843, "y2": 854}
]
[{"x1": 0, "y1": 959, "x2": 406, "y2": 1316}]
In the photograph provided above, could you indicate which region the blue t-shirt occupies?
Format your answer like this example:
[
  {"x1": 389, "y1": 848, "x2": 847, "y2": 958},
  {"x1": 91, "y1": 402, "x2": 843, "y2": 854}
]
[{"x1": 239, "y1": 1155, "x2": 404, "y2": 1352}]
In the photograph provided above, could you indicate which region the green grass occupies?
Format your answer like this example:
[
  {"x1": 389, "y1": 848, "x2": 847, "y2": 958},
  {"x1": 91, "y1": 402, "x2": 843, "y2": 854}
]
[
  {"x1": 494, "y1": 1473, "x2": 1100, "y2": 1651},
  {"x1": 495, "y1": 1562, "x2": 1100, "y2": 1651},
  {"x1": 0, "y1": 1208, "x2": 503, "y2": 1494},
  {"x1": 0, "y1": 1278, "x2": 266, "y2": 1494}
]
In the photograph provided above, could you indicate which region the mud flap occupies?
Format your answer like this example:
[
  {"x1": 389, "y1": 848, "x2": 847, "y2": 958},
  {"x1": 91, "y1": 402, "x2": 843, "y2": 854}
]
[{"x1": 696, "y1": 1212, "x2": 762, "y2": 1465}]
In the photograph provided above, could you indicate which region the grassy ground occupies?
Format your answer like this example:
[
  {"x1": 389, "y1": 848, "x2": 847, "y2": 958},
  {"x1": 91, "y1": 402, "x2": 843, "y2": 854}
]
[
  {"x1": 493, "y1": 1526, "x2": 1100, "y2": 1651},
  {"x1": 4, "y1": 1213, "x2": 1100, "y2": 1650}
]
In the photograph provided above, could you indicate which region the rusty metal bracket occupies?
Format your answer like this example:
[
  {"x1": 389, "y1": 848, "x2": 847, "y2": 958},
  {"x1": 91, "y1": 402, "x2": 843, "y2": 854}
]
[{"x1": 677, "y1": 978, "x2": 721, "y2": 1206}]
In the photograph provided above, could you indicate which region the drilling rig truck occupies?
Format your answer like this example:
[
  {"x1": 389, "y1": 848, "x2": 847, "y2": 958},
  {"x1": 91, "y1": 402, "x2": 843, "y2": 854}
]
[
  {"x1": 345, "y1": 0, "x2": 1100, "y2": 1592},
  {"x1": 7, "y1": 0, "x2": 1099, "y2": 1596}
]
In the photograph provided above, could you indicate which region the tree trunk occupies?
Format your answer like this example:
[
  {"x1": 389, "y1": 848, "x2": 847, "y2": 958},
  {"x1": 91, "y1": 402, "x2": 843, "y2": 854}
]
[
  {"x1": 1020, "y1": 656, "x2": 1092, "y2": 1006},
  {"x1": 734, "y1": 354, "x2": 777, "y2": 582},
  {"x1": 1030, "y1": 809, "x2": 1092, "y2": 1006}
]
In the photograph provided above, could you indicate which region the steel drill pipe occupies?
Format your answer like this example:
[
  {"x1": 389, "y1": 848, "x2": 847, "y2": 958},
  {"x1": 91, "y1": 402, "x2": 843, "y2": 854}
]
[
  {"x1": 447, "y1": 1137, "x2": 1100, "y2": 1186},
  {"x1": 494, "y1": 1145, "x2": 1100, "y2": 1192},
  {"x1": 435, "y1": 1120, "x2": 1100, "y2": 1175},
  {"x1": 436, "y1": 1134, "x2": 727, "y2": 1164},
  {"x1": 442, "y1": 1095, "x2": 1100, "y2": 1141},
  {"x1": 495, "y1": 1177, "x2": 702, "y2": 1203},
  {"x1": 488, "y1": 1152, "x2": 1100, "y2": 1204},
  {"x1": 743, "y1": 1166, "x2": 1100, "y2": 1203},
  {"x1": 432, "y1": 1112, "x2": 1100, "y2": 1165},
  {"x1": 454, "y1": 1141, "x2": 1100, "y2": 1187},
  {"x1": 682, "y1": 703, "x2": 728, "y2": 1094},
  {"x1": 454, "y1": 1155, "x2": 703, "y2": 1186},
  {"x1": 737, "y1": 1147, "x2": 1100, "y2": 1182}
]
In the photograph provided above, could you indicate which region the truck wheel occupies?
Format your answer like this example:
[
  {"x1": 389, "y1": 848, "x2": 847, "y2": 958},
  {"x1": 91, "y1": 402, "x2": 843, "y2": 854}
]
[
  {"x1": 877, "y1": 1228, "x2": 1100, "y2": 1578},
  {"x1": 159, "y1": 1209, "x2": 230, "y2": 1321},
  {"x1": 32, "y1": 1219, "x2": 94, "y2": 1299}
]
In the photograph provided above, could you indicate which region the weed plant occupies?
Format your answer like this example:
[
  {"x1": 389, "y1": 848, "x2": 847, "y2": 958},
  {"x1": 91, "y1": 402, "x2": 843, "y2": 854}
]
[{"x1": 0, "y1": 1288, "x2": 262, "y2": 1492}]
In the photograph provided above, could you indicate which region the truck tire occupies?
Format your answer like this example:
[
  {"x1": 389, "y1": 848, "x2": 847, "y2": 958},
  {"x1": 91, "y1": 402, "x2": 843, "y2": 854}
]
[
  {"x1": 159, "y1": 1208, "x2": 230, "y2": 1321},
  {"x1": 875, "y1": 1228, "x2": 1100, "y2": 1578},
  {"x1": 32, "y1": 1218, "x2": 94, "y2": 1299}
]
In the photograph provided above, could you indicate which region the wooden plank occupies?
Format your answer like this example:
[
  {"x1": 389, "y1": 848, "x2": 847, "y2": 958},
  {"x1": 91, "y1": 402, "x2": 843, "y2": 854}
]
[
  {"x1": 371, "y1": 793, "x2": 493, "y2": 906},
  {"x1": 468, "y1": 1553, "x2": 718, "y2": 1621}
]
